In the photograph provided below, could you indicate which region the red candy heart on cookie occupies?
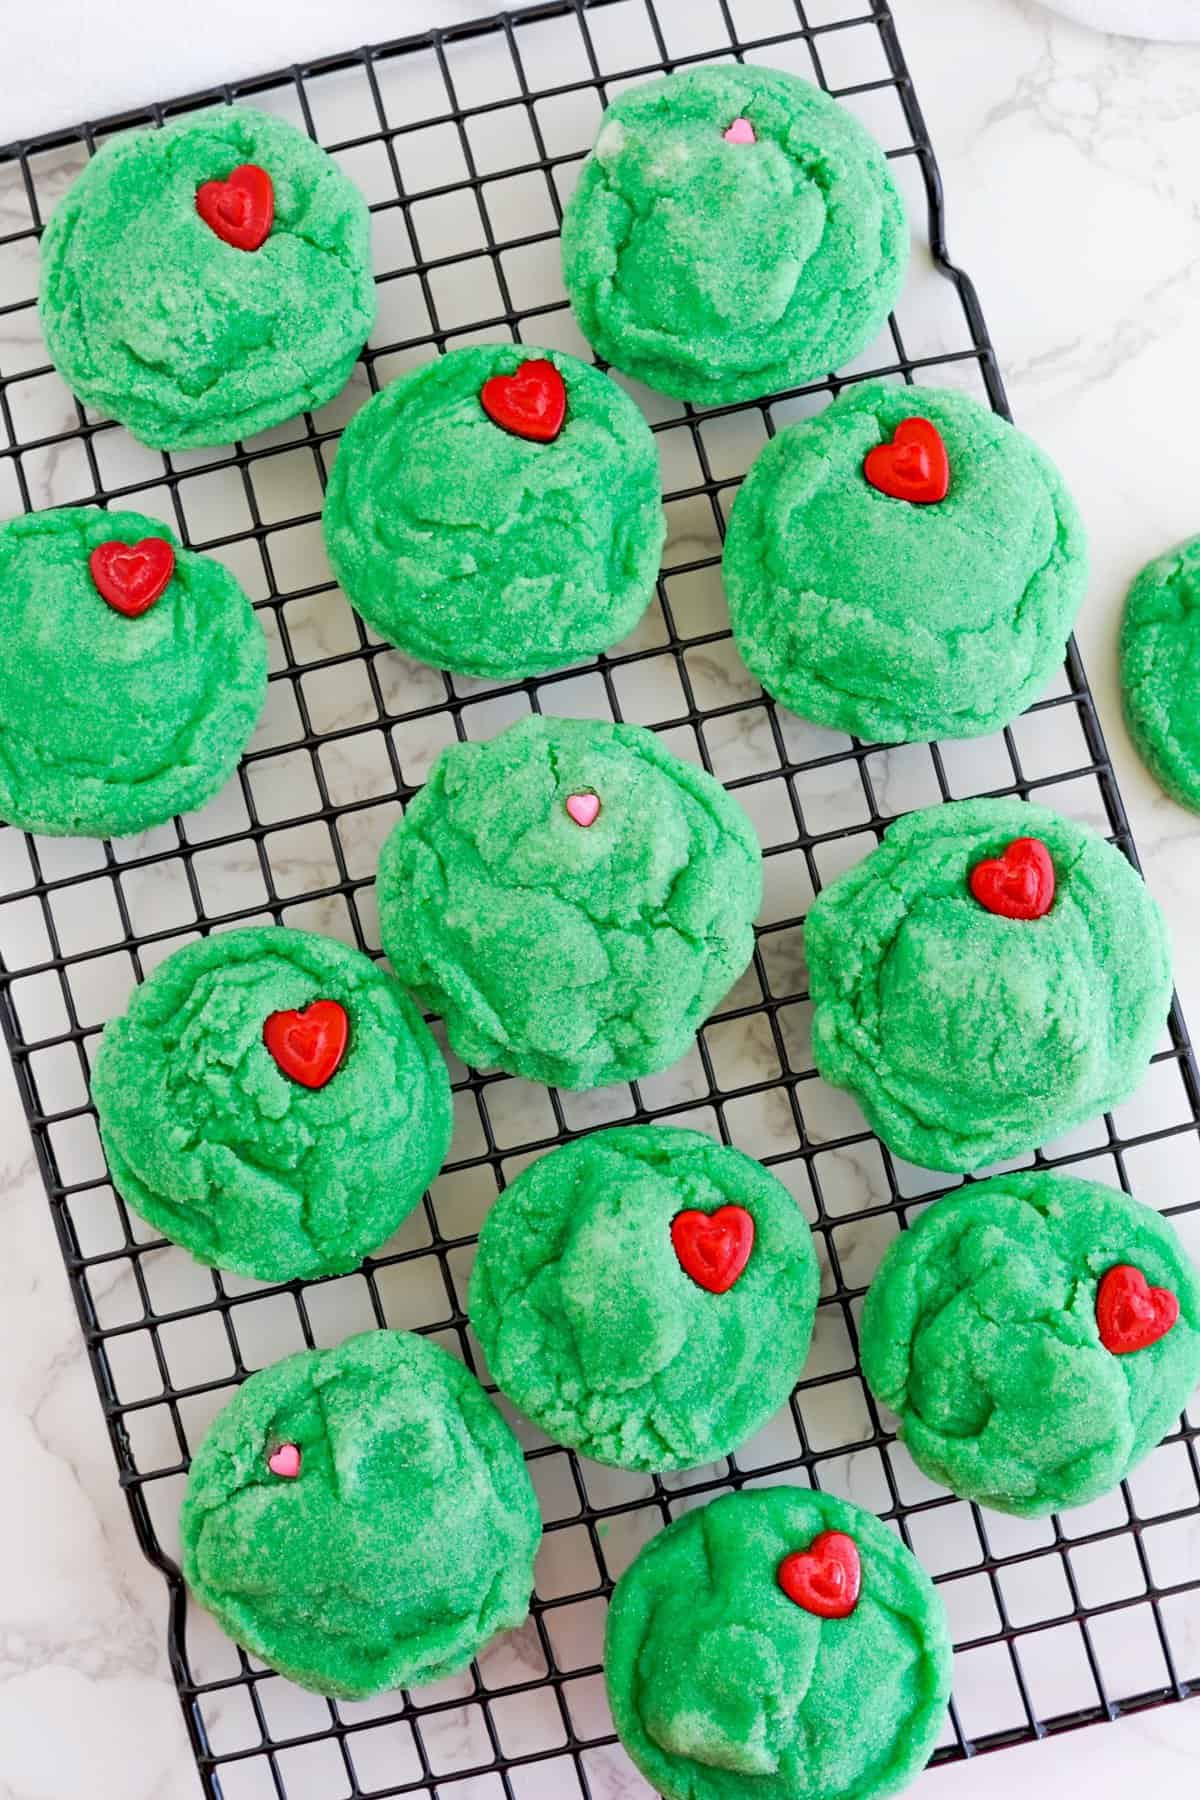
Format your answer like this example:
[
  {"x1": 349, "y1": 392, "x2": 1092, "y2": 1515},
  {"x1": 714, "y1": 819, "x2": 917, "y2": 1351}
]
[
  {"x1": 89, "y1": 537, "x2": 175, "y2": 617},
  {"x1": 263, "y1": 1000, "x2": 348, "y2": 1089},
  {"x1": 196, "y1": 163, "x2": 274, "y2": 251},
  {"x1": 778, "y1": 1531, "x2": 861, "y2": 1619},
  {"x1": 863, "y1": 417, "x2": 949, "y2": 505},
  {"x1": 480, "y1": 359, "x2": 566, "y2": 443},
  {"x1": 969, "y1": 836, "x2": 1055, "y2": 920},
  {"x1": 671, "y1": 1206, "x2": 754, "y2": 1294},
  {"x1": 1096, "y1": 1264, "x2": 1179, "y2": 1355}
]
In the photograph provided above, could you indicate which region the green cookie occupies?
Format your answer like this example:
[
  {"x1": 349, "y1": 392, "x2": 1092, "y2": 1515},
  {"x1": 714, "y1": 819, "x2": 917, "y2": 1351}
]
[
  {"x1": 861, "y1": 1173, "x2": 1200, "y2": 1517},
  {"x1": 805, "y1": 798, "x2": 1171, "y2": 1172},
  {"x1": 723, "y1": 383, "x2": 1088, "y2": 743},
  {"x1": 323, "y1": 345, "x2": 664, "y2": 678},
  {"x1": 1120, "y1": 535, "x2": 1200, "y2": 811},
  {"x1": 376, "y1": 714, "x2": 762, "y2": 1090},
  {"x1": 93, "y1": 928, "x2": 452, "y2": 1282},
  {"x1": 561, "y1": 65, "x2": 907, "y2": 406},
  {"x1": 180, "y1": 1331, "x2": 541, "y2": 1697},
  {"x1": 605, "y1": 1487, "x2": 952, "y2": 1800},
  {"x1": 0, "y1": 507, "x2": 266, "y2": 838},
  {"x1": 468, "y1": 1126, "x2": 818, "y2": 1471},
  {"x1": 39, "y1": 106, "x2": 374, "y2": 448}
]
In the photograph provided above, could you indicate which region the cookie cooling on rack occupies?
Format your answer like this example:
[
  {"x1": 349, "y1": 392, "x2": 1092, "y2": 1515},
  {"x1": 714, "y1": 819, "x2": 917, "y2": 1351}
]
[
  {"x1": 93, "y1": 928, "x2": 452, "y2": 1282},
  {"x1": 804, "y1": 798, "x2": 1172, "y2": 1172},
  {"x1": 469, "y1": 1125, "x2": 818, "y2": 1471},
  {"x1": 1120, "y1": 533, "x2": 1200, "y2": 812},
  {"x1": 722, "y1": 382, "x2": 1088, "y2": 743},
  {"x1": 323, "y1": 344, "x2": 664, "y2": 679},
  {"x1": 862, "y1": 1172, "x2": 1200, "y2": 1517},
  {"x1": 39, "y1": 105, "x2": 375, "y2": 447},
  {"x1": 604, "y1": 1486, "x2": 952, "y2": 1800},
  {"x1": 560, "y1": 64, "x2": 908, "y2": 405},
  {"x1": 0, "y1": 506, "x2": 266, "y2": 837},
  {"x1": 180, "y1": 1331, "x2": 541, "y2": 1697},
  {"x1": 375, "y1": 714, "x2": 762, "y2": 1090}
]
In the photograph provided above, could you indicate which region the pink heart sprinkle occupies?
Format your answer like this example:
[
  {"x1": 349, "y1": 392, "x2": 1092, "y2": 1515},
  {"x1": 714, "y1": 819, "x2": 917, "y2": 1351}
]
[
  {"x1": 267, "y1": 1442, "x2": 301, "y2": 1479},
  {"x1": 723, "y1": 117, "x2": 756, "y2": 145},
  {"x1": 566, "y1": 793, "x2": 601, "y2": 828}
]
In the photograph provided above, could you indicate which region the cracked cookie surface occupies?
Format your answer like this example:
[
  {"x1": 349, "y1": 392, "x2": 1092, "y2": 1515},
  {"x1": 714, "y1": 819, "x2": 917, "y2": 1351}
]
[
  {"x1": 39, "y1": 106, "x2": 375, "y2": 448},
  {"x1": 605, "y1": 1486, "x2": 952, "y2": 1800},
  {"x1": 180, "y1": 1330, "x2": 541, "y2": 1697},
  {"x1": 805, "y1": 798, "x2": 1171, "y2": 1172},
  {"x1": 0, "y1": 506, "x2": 267, "y2": 837},
  {"x1": 723, "y1": 383, "x2": 1088, "y2": 743},
  {"x1": 862, "y1": 1172, "x2": 1200, "y2": 1515},
  {"x1": 323, "y1": 344, "x2": 664, "y2": 678},
  {"x1": 468, "y1": 1125, "x2": 818, "y2": 1471},
  {"x1": 376, "y1": 714, "x2": 762, "y2": 1089},
  {"x1": 561, "y1": 64, "x2": 908, "y2": 405},
  {"x1": 94, "y1": 927, "x2": 452, "y2": 1281},
  {"x1": 1120, "y1": 534, "x2": 1200, "y2": 811}
]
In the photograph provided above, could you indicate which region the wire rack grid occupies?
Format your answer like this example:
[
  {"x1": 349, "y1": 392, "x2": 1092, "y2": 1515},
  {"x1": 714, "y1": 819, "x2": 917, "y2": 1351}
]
[{"x1": 0, "y1": 1, "x2": 1198, "y2": 1797}]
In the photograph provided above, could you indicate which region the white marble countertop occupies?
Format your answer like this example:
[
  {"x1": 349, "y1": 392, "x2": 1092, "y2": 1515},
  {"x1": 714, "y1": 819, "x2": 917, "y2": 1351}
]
[{"x1": 2, "y1": 1, "x2": 1199, "y2": 1796}]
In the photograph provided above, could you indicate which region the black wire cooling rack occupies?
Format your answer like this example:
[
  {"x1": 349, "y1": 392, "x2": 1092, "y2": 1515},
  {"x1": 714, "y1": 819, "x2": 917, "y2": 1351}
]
[{"x1": 1, "y1": 1, "x2": 1199, "y2": 1796}]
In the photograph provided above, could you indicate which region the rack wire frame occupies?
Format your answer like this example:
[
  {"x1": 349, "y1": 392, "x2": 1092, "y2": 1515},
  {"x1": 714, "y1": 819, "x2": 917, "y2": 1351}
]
[{"x1": 0, "y1": 0, "x2": 1198, "y2": 1795}]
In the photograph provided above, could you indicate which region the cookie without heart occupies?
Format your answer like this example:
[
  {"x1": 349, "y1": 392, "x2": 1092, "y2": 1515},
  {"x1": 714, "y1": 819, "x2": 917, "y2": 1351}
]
[
  {"x1": 93, "y1": 927, "x2": 451, "y2": 1281},
  {"x1": 181, "y1": 1330, "x2": 541, "y2": 1696},
  {"x1": 0, "y1": 506, "x2": 266, "y2": 838},
  {"x1": 323, "y1": 344, "x2": 664, "y2": 679},
  {"x1": 468, "y1": 1126, "x2": 817, "y2": 1471},
  {"x1": 562, "y1": 63, "x2": 908, "y2": 405},
  {"x1": 862, "y1": 1172, "x2": 1200, "y2": 1516},
  {"x1": 39, "y1": 106, "x2": 374, "y2": 448},
  {"x1": 723, "y1": 382, "x2": 1087, "y2": 743},
  {"x1": 1120, "y1": 533, "x2": 1200, "y2": 813},
  {"x1": 805, "y1": 797, "x2": 1171, "y2": 1171},
  {"x1": 605, "y1": 1487, "x2": 951, "y2": 1800}
]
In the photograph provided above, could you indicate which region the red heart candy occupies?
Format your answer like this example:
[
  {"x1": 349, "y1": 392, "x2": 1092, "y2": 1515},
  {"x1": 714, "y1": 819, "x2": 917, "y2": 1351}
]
[
  {"x1": 863, "y1": 417, "x2": 949, "y2": 504},
  {"x1": 89, "y1": 537, "x2": 175, "y2": 617},
  {"x1": 777, "y1": 1531, "x2": 861, "y2": 1619},
  {"x1": 480, "y1": 359, "x2": 566, "y2": 443},
  {"x1": 263, "y1": 1000, "x2": 348, "y2": 1089},
  {"x1": 196, "y1": 163, "x2": 274, "y2": 251},
  {"x1": 670, "y1": 1206, "x2": 755, "y2": 1294},
  {"x1": 1096, "y1": 1264, "x2": 1179, "y2": 1355},
  {"x1": 969, "y1": 836, "x2": 1055, "y2": 920}
]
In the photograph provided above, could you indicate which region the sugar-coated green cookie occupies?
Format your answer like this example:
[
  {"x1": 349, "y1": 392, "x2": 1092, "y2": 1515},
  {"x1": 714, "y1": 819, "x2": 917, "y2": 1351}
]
[
  {"x1": 1120, "y1": 535, "x2": 1200, "y2": 812},
  {"x1": 723, "y1": 383, "x2": 1088, "y2": 743},
  {"x1": 468, "y1": 1126, "x2": 818, "y2": 1471},
  {"x1": 322, "y1": 345, "x2": 664, "y2": 678},
  {"x1": 0, "y1": 507, "x2": 266, "y2": 838},
  {"x1": 93, "y1": 928, "x2": 452, "y2": 1282},
  {"x1": 861, "y1": 1173, "x2": 1200, "y2": 1517},
  {"x1": 605, "y1": 1487, "x2": 952, "y2": 1800},
  {"x1": 180, "y1": 1331, "x2": 541, "y2": 1697},
  {"x1": 805, "y1": 798, "x2": 1171, "y2": 1172},
  {"x1": 39, "y1": 106, "x2": 375, "y2": 448},
  {"x1": 561, "y1": 65, "x2": 907, "y2": 406},
  {"x1": 376, "y1": 714, "x2": 762, "y2": 1090}
]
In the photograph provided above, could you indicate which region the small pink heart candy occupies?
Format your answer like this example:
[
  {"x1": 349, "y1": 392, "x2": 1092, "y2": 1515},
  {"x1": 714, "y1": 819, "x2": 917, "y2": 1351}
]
[
  {"x1": 723, "y1": 117, "x2": 756, "y2": 145},
  {"x1": 267, "y1": 1442, "x2": 301, "y2": 1479},
  {"x1": 565, "y1": 793, "x2": 601, "y2": 828}
]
